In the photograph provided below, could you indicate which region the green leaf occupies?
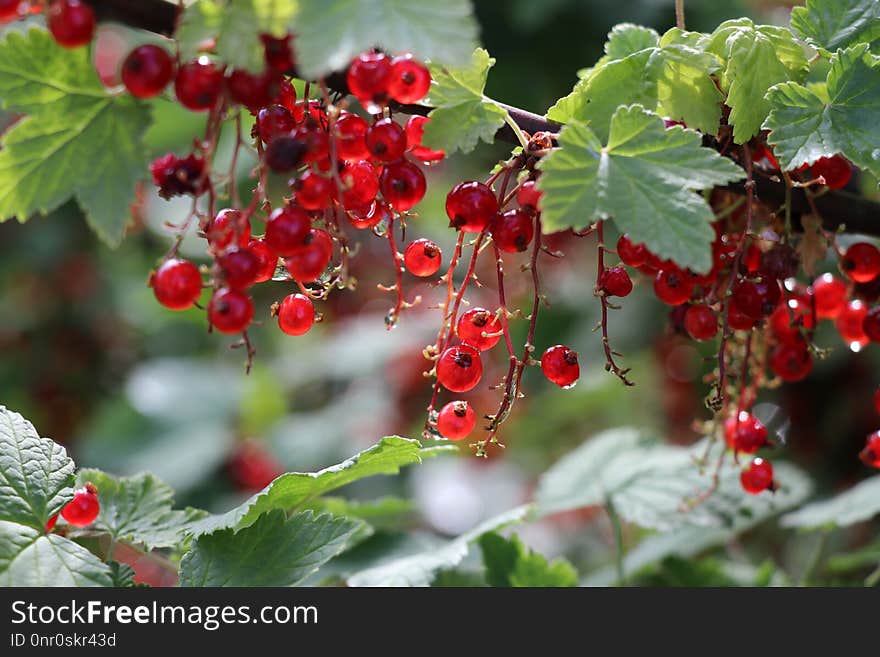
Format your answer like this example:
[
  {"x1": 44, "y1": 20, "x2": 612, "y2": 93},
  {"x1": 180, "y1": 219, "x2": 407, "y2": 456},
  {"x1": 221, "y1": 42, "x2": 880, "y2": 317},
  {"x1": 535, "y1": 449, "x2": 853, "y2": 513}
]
[
  {"x1": 604, "y1": 23, "x2": 659, "y2": 59},
  {"x1": 0, "y1": 405, "x2": 75, "y2": 530},
  {"x1": 707, "y1": 19, "x2": 809, "y2": 143},
  {"x1": 348, "y1": 505, "x2": 531, "y2": 586},
  {"x1": 108, "y1": 560, "x2": 139, "y2": 587},
  {"x1": 479, "y1": 532, "x2": 577, "y2": 587},
  {"x1": 781, "y1": 475, "x2": 880, "y2": 530},
  {"x1": 0, "y1": 520, "x2": 113, "y2": 586},
  {"x1": 421, "y1": 48, "x2": 508, "y2": 154},
  {"x1": 188, "y1": 437, "x2": 453, "y2": 537},
  {"x1": 74, "y1": 469, "x2": 207, "y2": 551},
  {"x1": 763, "y1": 44, "x2": 880, "y2": 178},
  {"x1": 536, "y1": 106, "x2": 743, "y2": 272},
  {"x1": 649, "y1": 40, "x2": 724, "y2": 134},
  {"x1": 307, "y1": 496, "x2": 415, "y2": 529},
  {"x1": 180, "y1": 510, "x2": 363, "y2": 586},
  {"x1": 293, "y1": 0, "x2": 478, "y2": 79},
  {"x1": 0, "y1": 28, "x2": 150, "y2": 246},
  {"x1": 791, "y1": 0, "x2": 880, "y2": 52}
]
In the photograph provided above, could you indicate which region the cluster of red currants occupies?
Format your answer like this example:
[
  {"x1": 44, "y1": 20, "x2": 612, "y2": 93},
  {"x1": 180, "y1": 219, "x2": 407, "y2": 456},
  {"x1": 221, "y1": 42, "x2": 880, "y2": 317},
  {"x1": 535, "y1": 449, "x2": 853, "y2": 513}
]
[{"x1": 45, "y1": 482, "x2": 100, "y2": 532}]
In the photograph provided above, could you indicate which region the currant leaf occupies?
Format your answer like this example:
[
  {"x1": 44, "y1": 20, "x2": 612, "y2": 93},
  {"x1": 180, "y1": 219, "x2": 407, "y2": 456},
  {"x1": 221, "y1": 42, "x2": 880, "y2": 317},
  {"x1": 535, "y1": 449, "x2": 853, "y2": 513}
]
[
  {"x1": 421, "y1": 48, "x2": 508, "y2": 154},
  {"x1": 781, "y1": 475, "x2": 880, "y2": 530},
  {"x1": 479, "y1": 532, "x2": 578, "y2": 587},
  {"x1": 293, "y1": 0, "x2": 478, "y2": 79},
  {"x1": 604, "y1": 23, "x2": 659, "y2": 59},
  {"x1": 763, "y1": 44, "x2": 880, "y2": 178},
  {"x1": 180, "y1": 510, "x2": 364, "y2": 586},
  {"x1": 0, "y1": 28, "x2": 150, "y2": 246},
  {"x1": 536, "y1": 105, "x2": 743, "y2": 273},
  {"x1": 790, "y1": 0, "x2": 880, "y2": 52}
]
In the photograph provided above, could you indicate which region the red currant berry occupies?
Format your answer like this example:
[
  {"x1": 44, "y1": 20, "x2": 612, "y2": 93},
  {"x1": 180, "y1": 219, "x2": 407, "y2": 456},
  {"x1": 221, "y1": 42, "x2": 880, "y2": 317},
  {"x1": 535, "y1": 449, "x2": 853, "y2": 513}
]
[
  {"x1": 598, "y1": 265, "x2": 633, "y2": 298},
  {"x1": 341, "y1": 160, "x2": 380, "y2": 209},
  {"x1": 150, "y1": 152, "x2": 208, "y2": 199},
  {"x1": 437, "y1": 400, "x2": 477, "y2": 441},
  {"x1": 206, "y1": 208, "x2": 251, "y2": 252},
  {"x1": 284, "y1": 228, "x2": 333, "y2": 282},
  {"x1": 248, "y1": 239, "x2": 277, "y2": 283},
  {"x1": 840, "y1": 242, "x2": 880, "y2": 283},
  {"x1": 616, "y1": 234, "x2": 648, "y2": 268},
  {"x1": 684, "y1": 304, "x2": 718, "y2": 341},
  {"x1": 404, "y1": 238, "x2": 442, "y2": 277},
  {"x1": 863, "y1": 305, "x2": 880, "y2": 342},
  {"x1": 46, "y1": 513, "x2": 58, "y2": 533},
  {"x1": 812, "y1": 273, "x2": 847, "y2": 319},
  {"x1": 334, "y1": 113, "x2": 370, "y2": 161},
  {"x1": 654, "y1": 268, "x2": 693, "y2": 306},
  {"x1": 260, "y1": 33, "x2": 295, "y2": 72},
  {"x1": 292, "y1": 122, "x2": 330, "y2": 163},
  {"x1": 770, "y1": 297, "x2": 815, "y2": 344},
  {"x1": 0, "y1": 0, "x2": 24, "y2": 22},
  {"x1": 404, "y1": 116, "x2": 444, "y2": 162},
  {"x1": 277, "y1": 293, "x2": 315, "y2": 336},
  {"x1": 265, "y1": 205, "x2": 312, "y2": 256},
  {"x1": 293, "y1": 170, "x2": 334, "y2": 210},
  {"x1": 740, "y1": 458, "x2": 774, "y2": 494},
  {"x1": 860, "y1": 431, "x2": 880, "y2": 468},
  {"x1": 811, "y1": 155, "x2": 852, "y2": 190},
  {"x1": 836, "y1": 299, "x2": 869, "y2": 347},
  {"x1": 151, "y1": 258, "x2": 202, "y2": 310},
  {"x1": 446, "y1": 181, "x2": 498, "y2": 233},
  {"x1": 226, "y1": 69, "x2": 275, "y2": 112},
  {"x1": 256, "y1": 104, "x2": 295, "y2": 144},
  {"x1": 436, "y1": 344, "x2": 483, "y2": 393},
  {"x1": 218, "y1": 248, "x2": 260, "y2": 289},
  {"x1": 365, "y1": 118, "x2": 407, "y2": 162},
  {"x1": 291, "y1": 98, "x2": 327, "y2": 124},
  {"x1": 769, "y1": 342, "x2": 813, "y2": 382},
  {"x1": 208, "y1": 287, "x2": 254, "y2": 334},
  {"x1": 47, "y1": 0, "x2": 95, "y2": 48},
  {"x1": 724, "y1": 412, "x2": 768, "y2": 454},
  {"x1": 387, "y1": 53, "x2": 431, "y2": 103},
  {"x1": 516, "y1": 180, "x2": 543, "y2": 212},
  {"x1": 175, "y1": 59, "x2": 224, "y2": 112},
  {"x1": 347, "y1": 200, "x2": 390, "y2": 230},
  {"x1": 541, "y1": 345, "x2": 580, "y2": 388},
  {"x1": 727, "y1": 298, "x2": 757, "y2": 331},
  {"x1": 753, "y1": 143, "x2": 779, "y2": 171},
  {"x1": 227, "y1": 442, "x2": 283, "y2": 491},
  {"x1": 741, "y1": 243, "x2": 762, "y2": 273},
  {"x1": 264, "y1": 135, "x2": 307, "y2": 172},
  {"x1": 346, "y1": 52, "x2": 392, "y2": 112},
  {"x1": 457, "y1": 308, "x2": 502, "y2": 352},
  {"x1": 379, "y1": 159, "x2": 426, "y2": 211},
  {"x1": 61, "y1": 482, "x2": 100, "y2": 526},
  {"x1": 732, "y1": 274, "x2": 781, "y2": 319},
  {"x1": 492, "y1": 209, "x2": 534, "y2": 253},
  {"x1": 121, "y1": 44, "x2": 175, "y2": 99}
]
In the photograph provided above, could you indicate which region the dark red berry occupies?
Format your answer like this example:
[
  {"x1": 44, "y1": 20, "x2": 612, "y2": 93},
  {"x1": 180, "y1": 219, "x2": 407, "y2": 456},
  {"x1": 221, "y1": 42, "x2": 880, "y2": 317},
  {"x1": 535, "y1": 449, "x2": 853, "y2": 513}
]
[
  {"x1": 379, "y1": 159, "x2": 426, "y2": 211},
  {"x1": 334, "y1": 113, "x2": 370, "y2": 161},
  {"x1": 769, "y1": 343, "x2": 813, "y2": 382},
  {"x1": 436, "y1": 344, "x2": 483, "y2": 393},
  {"x1": 226, "y1": 69, "x2": 275, "y2": 112},
  {"x1": 811, "y1": 155, "x2": 852, "y2": 190},
  {"x1": 265, "y1": 205, "x2": 312, "y2": 256},
  {"x1": 860, "y1": 431, "x2": 880, "y2": 468},
  {"x1": 724, "y1": 412, "x2": 767, "y2": 454},
  {"x1": 541, "y1": 345, "x2": 580, "y2": 388},
  {"x1": 617, "y1": 234, "x2": 649, "y2": 268},
  {"x1": 347, "y1": 52, "x2": 392, "y2": 111},
  {"x1": 121, "y1": 44, "x2": 175, "y2": 98},
  {"x1": 206, "y1": 208, "x2": 251, "y2": 252},
  {"x1": 684, "y1": 304, "x2": 718, "y2": 341},
  {"x1": 516, "y1": 180, "x2": 543, "y2": 212},
  {"x1": 404, "y1": 238, "x2": 442, "y2": 277},
  {"x1": 840, "y1": 242, "x2": 880, "y2": 283},
  {"x1": 208, "y1": 287, "x2": 254, "y2": 334},
  {"x1": 837, "y1": 299, "x2": 869, "y2": 346},
  {"x1": 175, "y1": 59, "x2": 224, "y2": 112},
  {"x1": 654, "y1": 268, "x2": 693, "y2": 306},
  {"x1": 404, "y1": 116, "x2": 444, "y2": 162},
  {"x1": 264, "y1": 135, "x2": 307, "y2": 173},
  {"x1": 256, "y1": 104, "x2": 295, "y2": 144},
  {"x1": 863, "y1": 306, "x2": 880, "y2": 342},
  {"x1": 742, "y1": 243, "x2": 762, "y2": 273},
  {"x1": 227, "y1": 442, "x2": 283, "y2": 491},
  {"x1": 151, "y1": 258, "x2": 202, "y2": 310},
  {"x1": 365, "y1": 118, "x2": 407, "y2": 162},
  {"x1": 284, "y1": 228, "x2": 333, "y2": 282},
  {"x1": 0, "y1": 0, "x2": 24, "y2": 22},
  {"x1": 457, "y1": 308, "x2": 502, "y2": 351},
  {"x1": 150, "y1": 152, "x2": 208, "y2": 199},
  {"x1": 388, "y1": 53, "x2": 431, "y2": 104},
  {"x1": 292, "y1": 123, "x2": 330, "y2": 163},
  {"x1": 492, "y1": 209, "x2": 534, "y2": 253},
  {"x1": 598, "y1": 265, "x2": 633, "y2": 298},
  {"x1": 437, "y1": 401, "x2": 476, "y2": 441},
  {"x1": 760, "y1": 243, "x2": 799, "y2": 281},
  {"x1": 446, "y1": 181, "x2": 498, "y2": 233},
  {"x1": 61, "y1": 482, "x2": 99, "y2": 526},
  {"x1": 218, "y1": 248, "x2": 260, "y2": 289},
  {"x1": 293, "y1": 170, "x2": 334, "y2": 210},
  {"x1": 248, "y1": 239, "x2": 277, "y2": 283},
  {"x1": 48, "y1": 0, "x2": 95, "y2": 48},
  {"x1": 277, "y1": 293, "x2": 315, "y2": 336},
  {"x1": 260, "y1": 33, "x2": 295, "y2": 72},
  {"x1": 740, "y1": 458, "x2": 774, "y2": 494},
  {"x1": 812, "y1": 273, "x2": 847, "y2": 319},
  {"x1": 732, "y1": 274, "x2": 781, "y2": 319},
  {"x1": 341, "y1": 160, "x2": 380, "y2": 209},
  {"x1": 727, "y1": 298, "x2": 757, "y2": 331}
]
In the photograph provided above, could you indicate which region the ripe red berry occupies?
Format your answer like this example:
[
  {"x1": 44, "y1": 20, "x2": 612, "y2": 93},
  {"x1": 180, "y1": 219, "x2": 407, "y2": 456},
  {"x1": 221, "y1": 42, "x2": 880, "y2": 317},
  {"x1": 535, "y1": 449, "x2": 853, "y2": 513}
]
[
  {"x1": 260, "y1": 33, "x2": 295, "y2": 72},
  {"x1": 812, "y1": 273, "x2": 847, "y2": 319},
  {"x1": 46, "y1": 513, "x2": 58, "y2": 533},
  {"x1": 0, "y1": 0, "x2": 23, "y2": 22},
  {"x1": 492, "y1": 209, "x2": 534, "y2": 253},
  {"x1": 404, "y1": 238, "x2": 442, "y2": 277},
  {"x1": 256, "y1": 104, "x2": 295, "y2": 144},
  {"x1": 836, "y1": 299, "x2": 869, "y2": 347},
  {"x1": 436, "y1": 344, "x2": 483, "y2": 393},
  {"x1": 277, "y1": 293, "x2": 315, "y2": 336},
  {"x1": 732, "y1": 274, "x2": 781, "y2": 319},
  {"x1": 740, "y1": 458, "x2": 774, "y2": 494},
  {"x1": 208, "y1": 287, "x2": 254, "y2": 334},
  {"x1": 654, "y1": 268, "x2": 693, "y2": 306},
  {"x1": 863, "y1": 306, "x2": 880, "y2": 342},
  {"x1": 769, "y1": 342, "x2": 813, "y2": 382},
  {"x1": 151, "y1": 258, "x2": 202, "y2": 310},
  {"x1": 753, "y1": 143, "x2": 779, "y2": 171},
  {"x1": 446, "y1": 181, "x2": 498, "y2": 233},
  {"x1": 347, "y1": 52, "x2": 392, "y2": 112},
  {"x1": 218, "y1": 248, "x2": 260, "y2": 289},
  {"x1": 404, "y1": 116, "x2": 444, "y2": 162},
  {"x1": 121, "y1": 44, "x2": 175, "y2": 98},
  {"x1": 457, "y1": 308, "x2": 502, "y2": 351},
  {"x1": 248, "y1": 239, "x2": 277, "y2": 283},
  {"x1": 379, "y1": 159, "x2": 426, "y2": 211},
  {"x1": 617, "y1": 234, "x2": 649, "y2": 268},
  {"x1": 347, "y1": 200, "x2": 389, "y2": 230},
  {"x1": 437, "y1": 401, "x2": 476, "y2": 441},
  {"x1": 226, "y1": 69, "x2": 275, "y2": 112},
  {"x1": 265, "y1": 205, "x2": 312, "y2": 256},
  {"x1": 61, "y1": 483, "x2": 100, "y2": 526},
  {"x1": 724, "y1": 412, "x2": 768, "y2": 454},
  {"x1": 387, "y1": 53, "x2": 431, "y2": 103},
  {"x1": 227, "y1": 442, "x2": 283, "y2": 491},
  {"x1": 840, "y1": 242, "x2": 880, "y2": 283},
  {"x1": 742, "y1": 243, "x2": 762, "y2": 273},
  {"x1": 365, "y1": 118, "x2": 407, "y2": 162},
  {"x1": 516, "y1": 180, "x2": 543, "y2": 212},
  {"x1": 206, "y1": 208, "x2": 251, "y2": 252},
  {"x1": 770, "y1": 297, "x2": 815, "y2": 344},
  {"x1": 541, "y1": 345, "x2": 580, "y2": 388},
  {"x1": 150, "y1": 152, "x2": 207, "y2": 199},
  {"x1": 284, "y1": 228, "x2": 333, "y2": 282},
  {"x1": 293, "y1": 123, "x2": 330, "y2": 163},
  {"x1": 47, "y1": 0, "x2": 95, "y2": 48},
  {"x1": 264, "y1": 135, "x2": 307, "y2": 172},
  {"x1": 341, "y1": 160, "x2": 380, "y2": 209},
  {"x1": 727, "y1": 298, "x2": 757, "y2": 331},
  {"x1": 860, "y1": 431, "x2": 880, "y2": 468},
  {"x1": 684, "y1": 304, "x2": 718, "y2": 341},
  {"x1": 293, "y1": 170, "x2": 334, "y2": 210},
  {"x1": 599, "y1": 265, "x2": 633, "y2": 298},
  {"x1": 334, "y1": 113, "x2": 370, "y2": 161},
  {"x1": 174, "y1": 59, "x2": 224, "y2": 112},
  {"x1": 811, "y1": 155, "x2": 852, "y2": 190}
]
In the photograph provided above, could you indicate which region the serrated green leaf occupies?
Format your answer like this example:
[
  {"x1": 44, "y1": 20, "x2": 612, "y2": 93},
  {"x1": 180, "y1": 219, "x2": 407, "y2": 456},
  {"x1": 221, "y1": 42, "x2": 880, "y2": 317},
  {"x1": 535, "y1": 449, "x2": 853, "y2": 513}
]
[
  {"x1": 180, "y1": 510, "x2": 363, "y2": 586},
  {"x1": 307, "y1": 496, "x2": 415, "y2": 529},
  {"x1": 706, "y1": 19, "x2": 809, "y2": 143},
  {"x1": 791, "y1": 0, "x2": 880, "y2": 52},
  {"x1": 188, "y1": 437, "x2": 452, "y2": 537},
  {"x1": 0, "y1": 405, "x2": 74, "y2": 530},
  {"x1": 763, "y1": 44, "x2": 880, "y2": 178},
  {"x1": 421, "y1": 48, "x2": 508, "y2": 154},
  {"x1": 479, "y1": 532, "x2": 577, "y2": 587},
  {"x1": 0, "y1": 28, "x2": 149, "y2": 246},
  {"x1": 0, "y1": 520, "x2": 113, "y2": 586},
  {"x1": 781, "y1": 475, "x2": 880, "y2": 529},
  {"x1": 348, "y1": 505, "x2": 531, "y2": 586},
  {"x1": 536, "y1": 106, "x2": 743, "y2": 272},
  {"x1": 293, "y1": 0, "x2": 478, "y2": 79},
  {"x1": 649, "y1": 43, "x2": 724, "y2": 133},
  {"x1": 74, "y1": 469, "x2": 207, "y2": 551},
  {"x1": 604, "y1": 23, "x2": 659, "y2": 59},
  {"x1": 108, "y1": 560, "x2": 139, "y2": 587}
]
